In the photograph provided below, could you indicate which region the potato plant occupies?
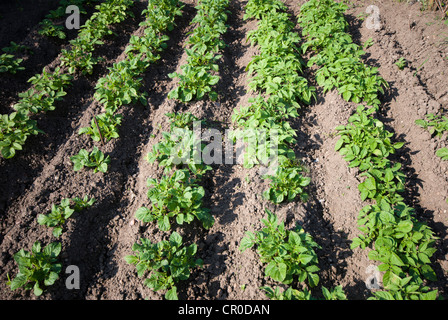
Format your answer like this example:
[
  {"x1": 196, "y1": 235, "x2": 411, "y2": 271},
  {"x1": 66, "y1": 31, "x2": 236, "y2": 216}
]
[
  {"x1": 240, "y1": 209, "x2": 320, "y2": 286},
  {"x1": 125, "y1": 232, "x2": 203, "y2": 300},
  {"x1": 7, "y1": 242, "x2": 62, "y2": 296}
]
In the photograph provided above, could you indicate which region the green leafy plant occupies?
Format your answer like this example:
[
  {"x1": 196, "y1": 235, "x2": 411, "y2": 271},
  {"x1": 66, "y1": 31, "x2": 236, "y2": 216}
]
[
  {"x1": 334, "y1": 99, "x2": 439, "y2": 300},
  {"x1": 335, "y1": 105, "x2": 404, "y2": 172},
  {"x1": 14, "y1": 67, "x2": 73, "y2": 114},
  {"x1": 261, "y1": 285, "x2": 347, "y2": 300},
  {"x1": 124, "y1": 232, "x2": 203, "y2": 300},
  {"x1": 166, "y1": 112, "x2": 200, "y2": 130},
  {"x1": 0, "y1": 53, "x2": 24, "y2": 74},
  {"x1": 147, "y1": 125, "x2": 211, "y2": 178},
  {"x1": 135, "y1": 169, "x2": 214, "y2": 231},
  {"x1": 38, "y1": 199, "x2": 75, "y2": 237},
  {"x1": 70, "y1": 146, "x2": 110, "y2": 173},
  {"x1": 262, "y1": 164, "x2": 310, "y2": 204},
  {"x1": 84, "y1": 0, "x2": 182, "y2": 145},
  {"x1": 37, "y1": 196, "x2": 95, "y2": 237},
  {"x1": 230, "y1": 0, "x2": 315, "y2": 204},
  {"x1": 322, "y1": 285, "x2": 348, "y2": 300},
  {"x1": 436, "y1": 147, "x2": 448, "y2": 160},
  {"x1": 395, "y1": 57, "x2": 407, "y2": 70},
  {"x1": 298, "y1": 0, "x2": 388, "y2": 107},
  {"x1": 415, "y1": 113, "x2": 448, "y2": 137},
  {"x1": 38, "y1": 19, "x2": 66, "y2": 39},
  {"x1": 93, "y1": 58, "x2": 147, "y2": 111},
  {"x1": 2, "y1": 41, "x2": 31, "y2": 55},
  {"x1": 0, "y1": 112, "x2": 42, "y2": 159},
  {"x1": 60, "y1": 0, "x2": 135, "y2": 75},
  {"x1": 416, "y1": 113, "x2": 448, "y2": 161},
  {"x1": 413, "y1": 58, "x2": 429, "y2": 77},
  {"x1": 261, "y1": 286, "x2": 313, "y2": 300},
  {"x1": 79, "y1": 113, "x2": 123, "y2": 142},
  {"x1": 240, "y1": 209, "x2": 320, "y2": 286},
  {"x1": 72, "y1": 195, "x2": 96, "y2": 211},
  {"x1": 7, "y1": 241, "x2": 62, "y2": 296}
]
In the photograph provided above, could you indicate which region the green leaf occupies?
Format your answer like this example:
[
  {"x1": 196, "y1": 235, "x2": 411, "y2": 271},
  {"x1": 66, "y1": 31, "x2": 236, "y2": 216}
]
[
  {"x1": 124, "y1": 255, "x2": 139, "y2": 265},
  {"x1": 335, "y1": 138, "x2": 344, "y2": 151},
  {"x1": 10, "y1": 274, "x2": 28, "y2": 291},
  {"x1": 436, "y1": 147, "x2": 448, "y2": 160},
  {"x1": 52, "y1": 227, "x2": 63, "y2": 238},
  {"x1": 307, "y1": 272, "x2": 319, "y2": 287},
  {"x1": 33, "y1": 282, "x2": 43, "y2": 296},
  {"x1": 389, "y1": 252, "x2": 405, "y2": 266},
  {"x1": 135, "y1": 206, "x2": 152, "y2": 221},
  {"x1": 169, "y1": 232, "x2": 182, "y2": 247},
  {"x1": 239, "y1": 232, "x2": 255, "y2": 252},
  {"x1": 165, "y1": 287, "x2": 178, "y2": 300},
  {"x1": 267, "y1": 262, "x2": 287, "y2": 282},
  {"x1": 158, "y1": 216, "x2": 171, "y2": 231},
  {"x1": 396, "y1": 220, "x2": 413, "y2": 234}
]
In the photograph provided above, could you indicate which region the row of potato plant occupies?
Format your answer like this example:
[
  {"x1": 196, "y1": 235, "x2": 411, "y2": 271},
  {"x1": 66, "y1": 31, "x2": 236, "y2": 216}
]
[
  {"x1": 125, "y1": 112, "x2": 214, "y2": 300},
  {"x1": 0, "y1": 0, "x2": 135, "y2": 159},
  {"x1": 297, "y1": 0, "x2": 388, "y2": 108},
  {"x1": 335, "y1": 106, "x2": 439, "y2": 300},
  {"x1": 168, "y1": 0, "x2": 230, "y2": 102},
  {"x1": 236, "y1": 0, "x2": 346, "y2": 300},
  {"x1": 232, "y1": 0, "x2": 314, "y2": 205},
  {"x1": 78, "y1": 0, "x2": 183, "y2": 148},
  {"x1": 297, "y1": 0, "x2": 440, "y2": 300},
  {"x1": 7, "y1": 196, "x2": 95, "y2": 296},
  {"x1": 125, "y1": 0, "x2": 232, "y2": 298}
]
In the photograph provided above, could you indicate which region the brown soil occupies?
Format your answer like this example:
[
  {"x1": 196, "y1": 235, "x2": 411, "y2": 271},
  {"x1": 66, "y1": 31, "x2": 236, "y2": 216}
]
[{"x1": 0, "y1": 0, "x2": 447, "y2": 300}]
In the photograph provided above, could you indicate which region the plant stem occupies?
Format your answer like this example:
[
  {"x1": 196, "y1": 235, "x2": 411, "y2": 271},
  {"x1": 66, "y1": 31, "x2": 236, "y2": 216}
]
[{"x1": 93, "y1": 115, "x2": 105, "y2": 145}]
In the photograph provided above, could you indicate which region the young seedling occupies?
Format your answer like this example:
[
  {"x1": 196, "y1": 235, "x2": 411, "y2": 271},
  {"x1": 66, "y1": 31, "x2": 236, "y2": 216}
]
[
  {"x1": 363, "y1": 37, "x2": 374, "y2": 49},
  {"x1": 70, "y1": 146, "x2": 110, "y2": 173},
  {"x1": 7, "y1": 241, "x2": 62, "y2": 296},
  {"x1": 415, "y1": 113, "x2": 448, "y2": 137},
  {"x1": 413, "y1": 58, "x2": 429, "y2": 77},
  {"x1": 124, "y1": 232, "x2": 203, "y2": 300},
  {"x1": 0, "y1": 53, "x2": 24, "y2": 74},
  {"x1": 135, "y1": 169, "x2": 214, "y2": 231},
  {"x1": 240, "y1": 209, "x2": 320, "y2": 286},
  {"x1": 262, "y1": 164, "x2": 310, "y2": 204},
  {"x1": 37, "y1": 196, "x2": 95, "y2": 237},
  {"x1": 72, "y1": 195, "x2": 96, "y2": 212},
  {"x1": 436, "y1": 147, "x2": 448, "y2": 160},
  {"x1": 37, "y1": 199, "x2": 74, "y2": 238},
  {"x1": 79, "y1": 113, "x2": 123, "y2": 143},
  {"x1": 395, "y1": 57, "x2": 407, "y2": 70}
]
